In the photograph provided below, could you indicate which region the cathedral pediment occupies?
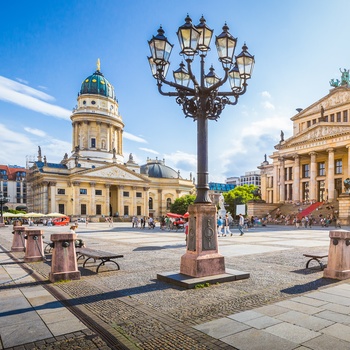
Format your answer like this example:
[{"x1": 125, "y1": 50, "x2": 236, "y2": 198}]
[
  {"x1": 79, "y1": 165, "x2": 145, "y2": 181},
  {"x1": 276, "y1": 124, "x2": 350, "y2": 149}
]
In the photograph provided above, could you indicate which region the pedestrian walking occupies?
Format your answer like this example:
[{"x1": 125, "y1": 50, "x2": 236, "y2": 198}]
[
  {"x1": 238, "y1": 214, "x2": 245, "y2": 236},
  {"x1": 223, "y1": 214, "x2": 232, "y2": 236}
]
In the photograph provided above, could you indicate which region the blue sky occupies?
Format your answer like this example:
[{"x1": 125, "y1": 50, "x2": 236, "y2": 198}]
[{"x1": 1, "y1": 0, "x2": 350, "y2": 183}]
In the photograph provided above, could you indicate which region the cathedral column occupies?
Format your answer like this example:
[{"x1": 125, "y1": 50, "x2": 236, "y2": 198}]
[
  {"x1": 279, "y1": 158, "x2": 285, "y2": 202},
  {"x1": 347, "y1": 145, "x2": 350, "y2": 178},
  {"x1": 327, "y1": 148, "x2": 335, "y2": 201},
  {"x1": 109, "y1": 125, "x2": 114, "y2": 151},
  {"x1": 293, "y1": 155, "x2": 300, "y2": 202},
  {"x1": 118, "y1": 185, "x2": 124, "y2": 217},
  {"x1": 72, "y1": 182, "x2": 81, "y2": 216},
  {"x1": 90, "y1": 182, "x2": 96, "y2": 215},
  {"x1": 119, "y1": 130, "x2": 123, "y2": 155},
  {"x1": 158, "y1": 189, "x2": 163, "y2": 217},
  {"x1": 72, "y1": 122, "x2": 76, "y2": 150},
  {"x1": 132, "y1": 186, "x2": 137, "y2": 216},
  {"x1": 42, "y1": 181, "x2": 49, "y2": 214},
  {"x1": 309, "y1": 152, "x2": 317, "y2": 201},
  {"x1": 105, "y1": 184, "x2": 111, "y2": 216},
  {"x1": 50, "y1": 182, "x2": 57, "y2": 213},
  {"x1": 97, "y1": 122, "x2": 101, "y2": 149},
  {"x1": 144, "y1": 187, "x2": 150, "y2": 217},
  {"x1": 273, "y1": 162, "x2": 279, "y2": 203}
]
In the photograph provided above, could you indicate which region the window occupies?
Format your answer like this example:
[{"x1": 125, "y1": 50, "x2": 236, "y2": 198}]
[
  {"x1": 302, "y1": 164, "x2": 310, "y2": 178},
  {"x1": 284, "y1": 167, "x2": 293, "y2": 181},
  {"x1": 307, "y1": 120, "x2": 311, "y2": 127},
  {"x1": 95, "y1": 189, "x2": 102, "y2": 195},
  {"x1": 149, "y1": 197, "x2": 153, "y2": 210},
  {"x1": 335, "y1": 159, "x2": 342, "y2": 174},
  {"x1": 325, "y1": 115, "x2": 328, "y2": 122},
  {"x1": 344, "y1": 110, "x2": 348, "y2": 122},
  {"x1": 167, "y1": 198, "x2": 172, "y2": 210},
  {"x1": 57, "y1": 189, "x2": 65, "y2": 195},
  {"x1": 312, "y1": 119, "x2": 316, "y2": 124},
  {"x1": 137, "y1": 205, "x2": 141, "y2": 216},
  {"x1": 136, "y1": 192, "x2": 142, "y2": 198},
  {"x1": 124, "y1": 205, "x2": 129, "y2": 216},
  {"x1": 318, "y1": 162, "x2": 325, "y2": 176},
  {"x1": 58, "y1": 204, "x2": 65, "y2": 214},
  {"x1": 91, "y1": 138, "x2": 96, "y2": 148},
  {"x1": 81, "y1": 204, "x2": 87, "y2": 215},
  {"x1": 337, "y1": 112, "x2": 341, "y2": 122},
  {"x1": 80, "y1": 189, "x2": 87, "y2": 195},
  {"x1": 96, "y1": 204, "x2": 102, "y2": 215},
  {"x1": 123, "y1": 191, "x2": 129, "y2": 197},
  {"x1": 330, "y1": 114, "x2": 334, "y2": 122}
]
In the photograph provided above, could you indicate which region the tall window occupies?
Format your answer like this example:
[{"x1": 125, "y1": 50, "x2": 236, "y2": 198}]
[
  {"x1": 137, "y1": 206, "x2": 141, "y2": 216},
  {"x1": 96, "y1": 204, "x2": 101, "y2": 215},
  {"x1": 81, "y1": 204, "x2": 87, "y2": 215},
  {"x1": 343, "y1": 110, "x2": 348, "y2": 122},
  {"x1": 284, "y1": 167, "x2": 293, "y2": 181},
  {"x1": 58, "y1": 204, "x2": 65, "y2": 214},
  {"x1": 337, "y1": 112, "x2": 341, "y2": 122},
  {"x1": 124, "y1": 205, "x2": 129, "y2": 216},
  {"x1": 91, "y1": 138, "x2": 96, "y2": 148},
  {"x1": 335, "y1": 159, "x2": 342, "y2": 174},
  {"x1": 149, "y1": 197, "x2": 153, "y2": 210},
  {"x1": 318, "y1": 162, "x2": 325, "y2": 176},
  {"x1": 302, "y1": 164, "x2": 310, "y2": 178},
  {"x1": 166, "y1": 198, "x2": 172, "y2": 210},
  {"x1": 330, "y1": 114, "x2": 334, "y2": 122}
]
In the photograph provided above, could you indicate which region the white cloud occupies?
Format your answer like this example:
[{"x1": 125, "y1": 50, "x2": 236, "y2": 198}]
[
  {"x1": 24, "y1": 127, "x2": 47, "y2": 137},
  {"x1": 123, "y1": 131, "x2": 147, "y2": 143},
  {"x1": 0, "y1": 76, "x2": 71, "y2": 120},
  {"x1": 261, "y1": 91, "x2": 271, "y2": 98},
  {"x1": 262, "y1": 101, "x2": 275, "y2": 110},
  {"x1": 139, "y1": 147, "x2": 159, "y2": 154},
  {"x1": 16, "y1": 78, "x2": 29, "y2": 85}
]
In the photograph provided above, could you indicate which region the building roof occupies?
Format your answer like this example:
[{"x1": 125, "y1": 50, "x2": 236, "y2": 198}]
[
  {"x1": 80, "y1": 69, "x2": 115, "y2": 99},
  {"x1": 140, "y1": 159, "x2": 180, "y2": 179},
  {"x1": 0, "y1": 165, "x2": 27, "y2": 180}
]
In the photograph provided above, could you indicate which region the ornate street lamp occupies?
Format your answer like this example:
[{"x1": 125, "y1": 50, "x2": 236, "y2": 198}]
[
  {"x1": 148, "y1": 15, "x2": 254, "y2": 279},
  {"x1": 0, "y1": 191, "x2": 9, "y2": 225}
]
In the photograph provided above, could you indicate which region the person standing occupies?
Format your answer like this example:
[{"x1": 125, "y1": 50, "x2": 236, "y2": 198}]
[
  {"x1": 238, "y1": 214, "x2": 245, "y2": 236},
  {"x1": 224, "y1": 214, "x2": 232, "y2": 236},
  {"x1": 217, "y1": 216, "x2": 223, "y2": 236}
]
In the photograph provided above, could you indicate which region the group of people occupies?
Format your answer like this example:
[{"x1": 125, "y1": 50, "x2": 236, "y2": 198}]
[
  {"x1": 131, "y1": 216, "x2": 155, "y2": 229},
  {"x1": 217, "y1": 214, "x2": 245, "y2": 236}
]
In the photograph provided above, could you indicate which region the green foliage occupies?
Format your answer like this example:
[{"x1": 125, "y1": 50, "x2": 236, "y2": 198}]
[
  {"x1": 194, "y1": 282, "x2": 211, "y2": 289},
  {"x1": 223, "y1": 185, "x2": 259, "y2": 216},
  {"x1": 170, "y1": 194, "x2": 196, "y2": 215},
  {"x1": 6, "y1": 209, "x2": 26, "y2": 214}
]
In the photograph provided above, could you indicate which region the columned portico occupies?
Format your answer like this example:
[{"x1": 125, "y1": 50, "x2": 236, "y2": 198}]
[
  {"x1": 293, "y1": 155, "x2": 300, "y2": 202},
  {"x1": 309, "y1": 152, "x2": 317, "y2": 201},
  {"x1": 279, "y1": 158, "x2": 285, "y2": 202},
  {"x1": 327, "y1": 148, "x2": 335, "y2": 201}
]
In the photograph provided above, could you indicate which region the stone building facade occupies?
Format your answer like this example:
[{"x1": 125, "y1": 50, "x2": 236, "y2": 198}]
[
  {"x1": 27, "y1": 61, "x2": 195, "y2": 220},
  {"x1": 259, "y1": 71, "x2": 350, "y2": 204}
]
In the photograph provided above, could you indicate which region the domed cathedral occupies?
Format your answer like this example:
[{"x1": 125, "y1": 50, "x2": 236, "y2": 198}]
[
  {"x1": 27, "y1": 60, "x2": 195, "y2": 221},
  {"x1": 70, "y1": 59, "x2": 124, "y2": 165}
]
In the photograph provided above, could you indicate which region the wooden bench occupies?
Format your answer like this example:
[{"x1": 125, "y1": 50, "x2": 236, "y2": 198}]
[
  {"x1": 303, "y1": 253, "x2": 328, "y2": 270},
  {"x1": 76, "y1": 247, "x2": 124, "y2": 273}
]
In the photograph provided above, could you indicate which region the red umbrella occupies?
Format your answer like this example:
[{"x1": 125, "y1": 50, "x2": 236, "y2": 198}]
[
  {"x1": 183, "y1": 212, "x2": 189, "y2": 218},
  {"x1": 166, "y1": 212, "x2": 183, "y2": 218}
]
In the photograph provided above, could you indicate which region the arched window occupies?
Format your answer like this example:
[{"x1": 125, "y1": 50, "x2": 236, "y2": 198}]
[
  {"x1": 166, "y1": 198, "x2": 172, "y2": 210},
  {"x1": 149, "y1": 197, "x2": 153, "y2": 210}
]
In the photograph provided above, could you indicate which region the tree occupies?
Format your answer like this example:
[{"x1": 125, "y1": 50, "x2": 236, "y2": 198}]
[
  {"x1": 223, "y1": 185, "x2": 259, "y2": 216},
  {"x1": 170, "y1": 194, "x2": 196, "y2": 215}
]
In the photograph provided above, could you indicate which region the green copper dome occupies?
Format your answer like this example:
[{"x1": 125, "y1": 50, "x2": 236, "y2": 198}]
[{"x1": 80, "y1": 61, "x2": 115, "y2": 99}]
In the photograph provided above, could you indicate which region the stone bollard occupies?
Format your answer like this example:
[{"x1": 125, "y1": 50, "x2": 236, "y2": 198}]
[
  {"x1": 323, "y1": 230, "x2": 350, "y2": 280},
  {"x1": 24, "y1": 229, "x2": 45, "y2": 262},
  {"x1": 49, "y1": 233, "x2": 81, "y2": 282},
  {"x1": 11, "y1": 226, "x2": 27, "y2": 252}
]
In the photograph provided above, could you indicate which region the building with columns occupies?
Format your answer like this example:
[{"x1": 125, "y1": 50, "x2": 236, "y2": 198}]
[
  {"x1": 259, "y1": 70, "x2": 350, "y2": 204},
  {"x1": 27, "y1": 61, "x2": 195, "y2": 220}
]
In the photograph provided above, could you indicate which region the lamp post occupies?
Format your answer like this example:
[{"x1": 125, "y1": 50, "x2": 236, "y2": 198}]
[
  {"x1": 0, "y1": 191, "x2": 9, "y2": 226},
  {"x1": 148, "y1": 15, "x2": 254, "y2": 278}
]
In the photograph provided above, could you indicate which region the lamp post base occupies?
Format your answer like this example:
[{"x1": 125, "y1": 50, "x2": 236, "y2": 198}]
[{"x1": 180, "y1": 203, "x2": 225, "y2": 277}]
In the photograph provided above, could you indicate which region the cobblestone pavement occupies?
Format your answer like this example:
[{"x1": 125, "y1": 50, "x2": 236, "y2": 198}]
[{"x1": 0, "y1": 223, "x2": 341, "y2": 349}]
